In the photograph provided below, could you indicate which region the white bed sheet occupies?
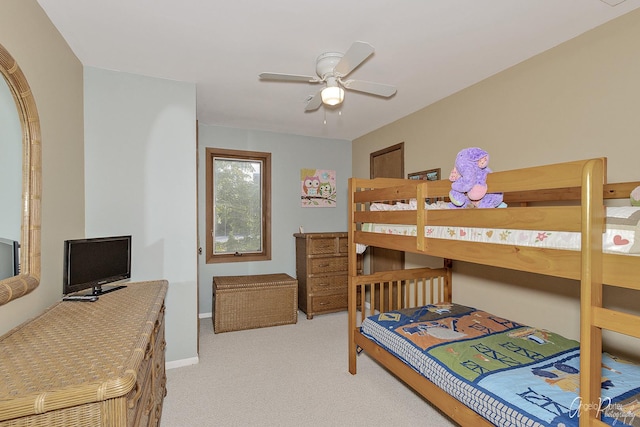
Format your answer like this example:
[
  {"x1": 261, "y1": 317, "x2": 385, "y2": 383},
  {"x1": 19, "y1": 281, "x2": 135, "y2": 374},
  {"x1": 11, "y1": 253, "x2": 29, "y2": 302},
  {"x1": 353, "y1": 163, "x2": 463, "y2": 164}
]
[{"x1": 359, "y1": 204, "x2": 640, "y2": 255}]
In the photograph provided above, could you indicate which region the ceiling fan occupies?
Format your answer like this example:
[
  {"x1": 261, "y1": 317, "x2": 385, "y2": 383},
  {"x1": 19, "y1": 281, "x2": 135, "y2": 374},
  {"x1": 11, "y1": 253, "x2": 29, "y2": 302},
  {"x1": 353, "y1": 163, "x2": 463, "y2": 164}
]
[{"x1": 259, "y1": 41, "x2": 397, "y2": 112}]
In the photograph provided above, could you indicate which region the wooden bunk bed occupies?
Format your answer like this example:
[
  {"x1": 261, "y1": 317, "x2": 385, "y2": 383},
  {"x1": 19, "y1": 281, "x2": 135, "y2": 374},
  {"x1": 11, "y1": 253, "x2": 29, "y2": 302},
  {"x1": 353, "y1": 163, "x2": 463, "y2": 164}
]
[{"x1": 347, "y1": 158, "x2": 640, "y2": 427}]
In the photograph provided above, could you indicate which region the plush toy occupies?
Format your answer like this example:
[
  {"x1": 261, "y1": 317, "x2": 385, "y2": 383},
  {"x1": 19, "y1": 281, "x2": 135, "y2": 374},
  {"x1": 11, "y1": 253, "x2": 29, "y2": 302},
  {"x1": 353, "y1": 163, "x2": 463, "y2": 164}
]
[
  {"x1": 448, "y1": 147, "x2": 503, "y2": 209},
  {"x1": 631, "y1": 186, "x2": 640, "y2": 207}
]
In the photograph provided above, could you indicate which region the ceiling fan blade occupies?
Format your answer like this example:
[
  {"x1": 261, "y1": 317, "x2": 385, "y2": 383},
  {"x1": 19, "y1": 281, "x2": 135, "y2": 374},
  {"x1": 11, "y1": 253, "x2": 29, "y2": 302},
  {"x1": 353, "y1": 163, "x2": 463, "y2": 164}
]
[
  {"x1": 333, "y1": 41, "x2": 375, "y2": 78},
  {"x1": 342, "y1": 79, "x2": 397, "y2": 97},
  {"x1": 259, "y1": 72, "x2": 319, "y2": 83},
  {"x1": 305, "y1": 91, "x2": 323, "y2": 111}
]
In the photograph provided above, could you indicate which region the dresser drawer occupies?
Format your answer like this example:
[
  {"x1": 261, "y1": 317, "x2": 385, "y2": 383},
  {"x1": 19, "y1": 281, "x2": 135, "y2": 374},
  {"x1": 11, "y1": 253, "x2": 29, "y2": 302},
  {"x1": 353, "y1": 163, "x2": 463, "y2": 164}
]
[
  {"x1": 309, "y1": 237, "x2": 338, "y2": 254},
  {"x1": 153, "y1": 308, "x2": 165, "y2": 355},
  {"x1": 152, "y1": 305, "x2": 165, "y2": 343},
  {"x1": 338, "y1": 237, "x2": 348, "y2": 254},
  {"x1": 311, "y1": 293, "x2": 347, "y2": 313},
  {"x1": 126, "y1": 345, "x2": 153, "y2": 427},
  {"x1": 136, "y1": 376, "x2": 156, "y2": 427},
  {"x1": 309, "y1": 256, "x2": 347, "y2": 274},
  {"x1": 309, "y1": 275, "x2": 347, "y2": 293}
]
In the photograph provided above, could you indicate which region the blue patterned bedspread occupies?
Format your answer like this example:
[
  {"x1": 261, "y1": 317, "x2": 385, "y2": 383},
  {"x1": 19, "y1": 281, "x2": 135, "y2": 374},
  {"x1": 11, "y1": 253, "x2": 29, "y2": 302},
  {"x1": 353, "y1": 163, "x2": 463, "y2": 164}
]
[{"x1": 360, "y1": 303, "x2": 640, "y2": 426}]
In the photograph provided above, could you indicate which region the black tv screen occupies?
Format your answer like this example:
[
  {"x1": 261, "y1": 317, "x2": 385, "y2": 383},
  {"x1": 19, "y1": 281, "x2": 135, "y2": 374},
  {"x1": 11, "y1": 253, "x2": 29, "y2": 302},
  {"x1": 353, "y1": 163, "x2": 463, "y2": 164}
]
[{"x1": 63, "y1": 235, "x2": 131, "y2": 296}]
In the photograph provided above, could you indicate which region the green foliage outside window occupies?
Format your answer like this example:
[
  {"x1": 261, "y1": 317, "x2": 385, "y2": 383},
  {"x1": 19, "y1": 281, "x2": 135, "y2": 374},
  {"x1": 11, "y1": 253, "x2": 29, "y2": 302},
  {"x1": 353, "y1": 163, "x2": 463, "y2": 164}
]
[{"x1": 213, "y1": 158, "x2": 262, "y2": 254}]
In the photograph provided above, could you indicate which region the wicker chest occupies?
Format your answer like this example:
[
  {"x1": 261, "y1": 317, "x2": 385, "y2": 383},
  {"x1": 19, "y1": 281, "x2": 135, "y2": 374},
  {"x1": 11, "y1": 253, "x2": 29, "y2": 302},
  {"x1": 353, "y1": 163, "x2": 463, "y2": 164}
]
[
  {"x1": 213, "y1": 273, "x2": 298, "y2": 333},
  {"x1": 0, "y1": 281, "x2": 168, "y2": 427}
]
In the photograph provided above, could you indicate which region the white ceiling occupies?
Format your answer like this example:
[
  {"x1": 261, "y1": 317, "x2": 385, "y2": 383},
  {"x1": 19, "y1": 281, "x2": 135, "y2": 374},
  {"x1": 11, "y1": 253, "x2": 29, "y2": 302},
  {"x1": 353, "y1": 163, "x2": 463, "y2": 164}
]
[{"x1": 37, "y1": 0, "x2": 640, "y2": 141}]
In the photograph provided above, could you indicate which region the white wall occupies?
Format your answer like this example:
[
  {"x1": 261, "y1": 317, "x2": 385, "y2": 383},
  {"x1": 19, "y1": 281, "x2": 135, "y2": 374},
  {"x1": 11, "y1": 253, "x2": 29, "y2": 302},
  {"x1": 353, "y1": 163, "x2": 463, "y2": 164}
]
[
  {"x1": 197, "y1": 125, "x2": 351, "y2": 315},
  {"x1": 84, "y1": 67, "x2": 198, "y2": 364}
]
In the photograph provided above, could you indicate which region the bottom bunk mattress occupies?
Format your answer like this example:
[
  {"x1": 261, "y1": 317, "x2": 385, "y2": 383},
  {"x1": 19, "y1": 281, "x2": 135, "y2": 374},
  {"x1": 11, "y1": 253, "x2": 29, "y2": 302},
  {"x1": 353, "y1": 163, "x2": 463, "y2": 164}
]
[{"x1": 359, "y1": 303, "x2": 640, "y2": 427}]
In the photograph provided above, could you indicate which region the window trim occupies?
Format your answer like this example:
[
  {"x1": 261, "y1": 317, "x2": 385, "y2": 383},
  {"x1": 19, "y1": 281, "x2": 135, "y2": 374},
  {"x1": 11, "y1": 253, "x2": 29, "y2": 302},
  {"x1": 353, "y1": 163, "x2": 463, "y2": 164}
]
[{"x1": 206, "y1": 147, "x2": 271, "y2": 263}]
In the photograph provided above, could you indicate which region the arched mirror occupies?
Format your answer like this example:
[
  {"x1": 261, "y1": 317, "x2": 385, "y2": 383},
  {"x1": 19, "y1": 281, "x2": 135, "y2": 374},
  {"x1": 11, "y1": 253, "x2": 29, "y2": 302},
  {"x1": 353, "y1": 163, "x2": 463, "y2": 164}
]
[{"x1": 0, "y1": 42, "x2": 41, "y2": 305}]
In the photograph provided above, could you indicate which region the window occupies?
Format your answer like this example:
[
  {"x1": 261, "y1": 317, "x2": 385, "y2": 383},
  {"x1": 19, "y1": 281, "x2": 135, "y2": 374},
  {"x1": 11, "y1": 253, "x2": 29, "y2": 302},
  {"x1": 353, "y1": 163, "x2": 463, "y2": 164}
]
[{"x1": 206, "y1": 148, "x2": 271, "y2": 263}]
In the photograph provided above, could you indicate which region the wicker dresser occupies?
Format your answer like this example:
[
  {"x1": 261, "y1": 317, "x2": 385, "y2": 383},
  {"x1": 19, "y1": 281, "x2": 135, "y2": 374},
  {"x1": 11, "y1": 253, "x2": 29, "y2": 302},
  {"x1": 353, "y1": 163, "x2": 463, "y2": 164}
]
[
  {"x1": 0, "y1": 280, "x2": 168, "y2": 427},
  {"x1": 294, "y1": 232, "x2": 353, "y2": 319}
]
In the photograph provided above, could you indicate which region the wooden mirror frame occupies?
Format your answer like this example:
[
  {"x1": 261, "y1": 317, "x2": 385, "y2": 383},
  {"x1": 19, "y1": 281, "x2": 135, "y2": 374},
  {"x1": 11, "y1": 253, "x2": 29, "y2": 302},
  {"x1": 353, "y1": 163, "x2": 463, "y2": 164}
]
[{"x1": 0, "y1": 43, "x2": 41, "y2": 305}]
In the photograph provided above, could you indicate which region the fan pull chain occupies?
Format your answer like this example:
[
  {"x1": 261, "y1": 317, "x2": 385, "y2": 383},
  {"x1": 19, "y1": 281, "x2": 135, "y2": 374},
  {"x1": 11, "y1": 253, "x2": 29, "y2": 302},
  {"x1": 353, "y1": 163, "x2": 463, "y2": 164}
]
[{"x1": 322, "y1": 106, "x2": 342, "y2": 125}]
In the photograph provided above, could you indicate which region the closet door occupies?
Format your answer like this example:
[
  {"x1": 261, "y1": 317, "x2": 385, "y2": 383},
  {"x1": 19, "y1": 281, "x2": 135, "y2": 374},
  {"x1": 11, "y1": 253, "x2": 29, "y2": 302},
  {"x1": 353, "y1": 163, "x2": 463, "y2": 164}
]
[{"x1": 370, "y1": 143, "x2": 405, "y2": 311}]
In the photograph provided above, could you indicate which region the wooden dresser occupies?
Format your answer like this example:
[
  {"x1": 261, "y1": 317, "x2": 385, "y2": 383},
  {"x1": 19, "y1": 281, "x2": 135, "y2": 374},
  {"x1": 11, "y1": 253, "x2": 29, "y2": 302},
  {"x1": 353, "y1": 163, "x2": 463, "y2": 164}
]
[
  {"x1": 294, "y1": 232, "x2": 355, "y2": 319},
  {"x1": 0, "y1": 280, "x2": 168, "y2": 427}
]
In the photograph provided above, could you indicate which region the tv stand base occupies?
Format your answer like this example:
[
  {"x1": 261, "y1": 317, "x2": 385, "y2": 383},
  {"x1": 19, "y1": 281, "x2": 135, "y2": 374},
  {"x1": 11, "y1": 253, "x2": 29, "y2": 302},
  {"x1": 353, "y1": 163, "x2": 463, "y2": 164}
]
[{"x1": 90, "y1": 284, "x2": 127, "y2": 296}]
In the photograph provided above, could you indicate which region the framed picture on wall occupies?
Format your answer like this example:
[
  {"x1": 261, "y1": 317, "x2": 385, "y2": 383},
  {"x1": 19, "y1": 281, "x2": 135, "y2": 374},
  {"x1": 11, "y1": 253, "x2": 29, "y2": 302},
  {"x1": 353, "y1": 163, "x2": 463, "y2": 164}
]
[
  {"x1": 408, "y1": 168, "x2": 441, "y2": 204},
  {"x1": 300, "y1": 168, "x2": 337, "y2": 207},
  {"x1": 408, "y1": 168, "x2": 440, "y2": 181}
]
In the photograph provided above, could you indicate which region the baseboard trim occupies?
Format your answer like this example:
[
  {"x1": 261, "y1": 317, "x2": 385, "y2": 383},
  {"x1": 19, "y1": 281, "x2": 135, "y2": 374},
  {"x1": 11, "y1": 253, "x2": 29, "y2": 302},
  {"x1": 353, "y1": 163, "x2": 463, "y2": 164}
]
[{"x1": 166, "y1": 356, "x2": 199, "y2": 370}]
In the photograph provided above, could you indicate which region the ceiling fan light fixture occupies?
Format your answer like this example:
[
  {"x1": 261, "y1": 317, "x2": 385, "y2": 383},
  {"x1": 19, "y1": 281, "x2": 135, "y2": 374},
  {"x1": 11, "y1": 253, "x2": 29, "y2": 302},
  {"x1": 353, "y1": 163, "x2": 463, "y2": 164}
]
[
  {"x1": 259, "y1": 42, "x2": 394, "y2": 112},
  {"x1": 321, "y1": 85, "x2": 344, "y2": 106}
]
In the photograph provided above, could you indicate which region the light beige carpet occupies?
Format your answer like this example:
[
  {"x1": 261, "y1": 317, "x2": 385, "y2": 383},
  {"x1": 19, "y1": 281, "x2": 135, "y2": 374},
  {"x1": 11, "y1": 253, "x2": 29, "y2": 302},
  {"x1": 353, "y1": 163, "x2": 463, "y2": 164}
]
[{"x1": 162, "y1": 311, "x2": 455, "y2": 426}]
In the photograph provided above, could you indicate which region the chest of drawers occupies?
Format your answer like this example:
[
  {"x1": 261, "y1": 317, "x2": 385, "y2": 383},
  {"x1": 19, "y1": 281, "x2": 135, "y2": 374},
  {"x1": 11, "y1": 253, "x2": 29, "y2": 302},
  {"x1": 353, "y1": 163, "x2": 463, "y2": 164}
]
[
  {"x1": 0, "y1": 280, "x2": 168, "y2": 427},
  {"x1": 294, "y1": 232, "x2": 351, "y2": 319}
]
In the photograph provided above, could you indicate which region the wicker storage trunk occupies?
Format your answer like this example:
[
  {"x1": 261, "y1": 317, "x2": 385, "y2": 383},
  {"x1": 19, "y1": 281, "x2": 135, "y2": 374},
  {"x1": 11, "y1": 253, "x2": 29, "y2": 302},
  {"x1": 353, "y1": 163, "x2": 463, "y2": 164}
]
[{"x1": 213, "y1": 273, "x2": 298, "y2": 333}]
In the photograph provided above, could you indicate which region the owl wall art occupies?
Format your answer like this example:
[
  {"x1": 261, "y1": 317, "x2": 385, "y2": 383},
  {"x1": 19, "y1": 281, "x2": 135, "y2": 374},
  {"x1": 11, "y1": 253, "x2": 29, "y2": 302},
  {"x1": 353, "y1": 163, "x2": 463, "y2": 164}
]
[{"x1": 300, "y1": 169, "x2": 336, "y2": 207}]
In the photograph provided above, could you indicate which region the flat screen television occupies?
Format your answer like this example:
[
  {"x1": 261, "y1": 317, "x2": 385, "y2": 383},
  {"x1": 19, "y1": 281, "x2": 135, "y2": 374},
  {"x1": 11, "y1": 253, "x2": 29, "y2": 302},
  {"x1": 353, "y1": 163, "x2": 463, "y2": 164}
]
[
  {"x1": 63, "y1": 235, "x2": 132, "y2": 296},
  {"x1": 0, "y1": 237, "x2": 19, "y2": 280}
]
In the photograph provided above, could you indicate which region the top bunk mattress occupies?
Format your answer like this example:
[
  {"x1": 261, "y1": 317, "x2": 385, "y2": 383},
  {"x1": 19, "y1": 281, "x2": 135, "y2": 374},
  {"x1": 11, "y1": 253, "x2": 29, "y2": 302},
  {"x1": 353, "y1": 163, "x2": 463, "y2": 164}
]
[{"x1": 360, "y1": 203, "x2": 640, "y2": 255}]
